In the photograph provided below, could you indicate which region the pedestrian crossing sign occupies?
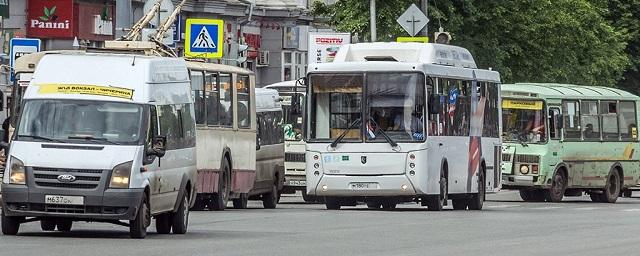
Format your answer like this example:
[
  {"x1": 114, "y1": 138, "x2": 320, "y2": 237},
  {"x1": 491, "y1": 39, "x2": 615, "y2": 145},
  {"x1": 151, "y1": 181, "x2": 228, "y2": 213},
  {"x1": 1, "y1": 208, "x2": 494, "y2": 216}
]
[{"x1": 185, "y1": 19, "x2": 224, "y2": 59}]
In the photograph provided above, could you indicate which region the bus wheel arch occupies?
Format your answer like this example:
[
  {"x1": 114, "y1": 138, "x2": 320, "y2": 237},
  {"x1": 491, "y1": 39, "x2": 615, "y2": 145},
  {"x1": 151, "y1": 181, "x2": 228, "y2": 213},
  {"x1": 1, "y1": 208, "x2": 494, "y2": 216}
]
[{"x1": 546, "y1": 166, "x2": 568, "y2": 202}]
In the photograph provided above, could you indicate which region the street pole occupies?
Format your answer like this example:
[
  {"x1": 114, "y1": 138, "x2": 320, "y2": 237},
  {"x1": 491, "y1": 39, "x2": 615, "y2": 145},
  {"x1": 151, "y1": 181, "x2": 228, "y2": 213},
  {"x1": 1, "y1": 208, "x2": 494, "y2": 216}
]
[
  {"x1": 370, "y1": 0, "x2": 376, "y2": 42},
  {"x1": 421, "y1": 0, "x2": 428, "y2": 37}
]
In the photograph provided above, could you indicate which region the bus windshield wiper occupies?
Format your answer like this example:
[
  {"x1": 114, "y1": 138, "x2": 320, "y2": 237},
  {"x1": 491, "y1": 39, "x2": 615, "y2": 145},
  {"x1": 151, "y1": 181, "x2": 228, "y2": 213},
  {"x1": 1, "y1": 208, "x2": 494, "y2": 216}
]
[
  {"x1": 68, "y1": 136, "x2": 121, "y2": 145},
  {"x1": 368, "y1": 117, "x2": 398, "y2": 148},
  {"x1": 19, "y1": 134, "x2": 65, "y2": 143},
  {"x1": 330, "y1": 118, "x2": 362, "y2": 148}
]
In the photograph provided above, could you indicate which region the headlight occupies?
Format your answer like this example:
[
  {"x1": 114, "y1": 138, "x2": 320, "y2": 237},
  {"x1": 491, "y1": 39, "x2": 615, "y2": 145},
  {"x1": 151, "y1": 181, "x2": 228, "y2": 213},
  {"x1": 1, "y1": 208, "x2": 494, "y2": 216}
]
[
  {"x1": 109, "y1": 161, "x2": 132, "y2": 189},
  {"x1": 8, "y1": 157, "x2": 25, "y2": 185},
  {"x1": 519, "y1": 165, "x2": 530, "y2": 175}
]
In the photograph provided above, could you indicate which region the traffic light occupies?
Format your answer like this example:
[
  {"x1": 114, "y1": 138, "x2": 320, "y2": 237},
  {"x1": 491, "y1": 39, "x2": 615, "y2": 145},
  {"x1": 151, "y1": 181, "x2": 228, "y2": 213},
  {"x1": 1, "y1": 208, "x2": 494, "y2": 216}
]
[{"x1": 434, "y1": 27, "x2": 451, "y2": 44}]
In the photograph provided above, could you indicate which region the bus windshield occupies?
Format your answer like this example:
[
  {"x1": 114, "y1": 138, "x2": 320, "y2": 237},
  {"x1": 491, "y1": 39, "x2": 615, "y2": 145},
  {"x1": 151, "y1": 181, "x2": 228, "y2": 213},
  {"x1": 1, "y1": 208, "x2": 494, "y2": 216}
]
[
  {"x1": 16, "y1": 99, "x2": 144, "y2": 145},
  {"x1": 502, "y1": 99, "x2": 546, "y2": 143},
  {"x1": 308, "y1": 72, "x2": 425, "y2": 143}
]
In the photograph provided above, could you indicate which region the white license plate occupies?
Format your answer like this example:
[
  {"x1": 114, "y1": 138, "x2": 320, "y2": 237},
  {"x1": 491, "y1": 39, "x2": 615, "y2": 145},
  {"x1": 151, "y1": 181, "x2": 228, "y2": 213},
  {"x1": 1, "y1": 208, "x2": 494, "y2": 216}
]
[
  {"x1": 45, "y1": 195, "x2": 84, "y2": 205},
  {"x1": 350, "y1": 182, "x2": 377, "y2": 189}
]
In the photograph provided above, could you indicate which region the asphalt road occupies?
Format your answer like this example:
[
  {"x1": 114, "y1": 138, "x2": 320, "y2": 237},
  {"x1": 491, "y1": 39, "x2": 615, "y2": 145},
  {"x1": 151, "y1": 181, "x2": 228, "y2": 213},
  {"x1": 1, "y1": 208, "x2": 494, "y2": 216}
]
[{"x1": 2, "y1": 190, "x2": 640, "y2": 256}]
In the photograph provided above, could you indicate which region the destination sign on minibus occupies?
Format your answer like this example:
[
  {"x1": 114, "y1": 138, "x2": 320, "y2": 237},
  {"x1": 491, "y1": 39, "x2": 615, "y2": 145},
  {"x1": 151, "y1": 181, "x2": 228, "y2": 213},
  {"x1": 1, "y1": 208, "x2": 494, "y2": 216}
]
[
  {"x1": 502, "y1": 99, "x2": 543, "y2": 110},
  {"x1": 38, "y1": 84, "x2": 134, "y2": 100}
]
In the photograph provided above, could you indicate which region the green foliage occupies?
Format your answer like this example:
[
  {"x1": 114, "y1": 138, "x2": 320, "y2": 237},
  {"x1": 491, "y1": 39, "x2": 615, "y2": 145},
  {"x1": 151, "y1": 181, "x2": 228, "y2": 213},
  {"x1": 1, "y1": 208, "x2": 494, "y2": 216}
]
[{"x1": 311, "y1": 0, "x2": 632, "y2": 87}]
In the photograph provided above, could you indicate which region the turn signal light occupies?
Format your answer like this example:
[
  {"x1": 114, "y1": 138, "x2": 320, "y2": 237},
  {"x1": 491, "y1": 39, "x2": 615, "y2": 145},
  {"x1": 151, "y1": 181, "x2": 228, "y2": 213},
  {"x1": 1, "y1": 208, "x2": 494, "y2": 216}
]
[{"x1": 532, "y1": 165, "x2": 539, "y2": 174}]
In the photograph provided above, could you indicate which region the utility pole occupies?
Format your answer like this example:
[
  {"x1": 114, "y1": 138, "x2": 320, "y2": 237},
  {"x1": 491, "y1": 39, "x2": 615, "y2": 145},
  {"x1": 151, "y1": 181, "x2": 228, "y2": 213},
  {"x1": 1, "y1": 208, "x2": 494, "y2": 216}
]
[
  {"x1": 370, "y1": 0, "x2": 376, "y2": 42},
  {"x1": 421, "y1": 0, "x2": 428, "y2": 37}
]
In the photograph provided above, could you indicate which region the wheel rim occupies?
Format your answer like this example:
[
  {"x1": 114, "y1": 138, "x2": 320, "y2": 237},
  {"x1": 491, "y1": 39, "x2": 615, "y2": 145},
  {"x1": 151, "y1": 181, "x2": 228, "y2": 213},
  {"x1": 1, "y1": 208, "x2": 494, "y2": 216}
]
[{"x1": 552, "y1": 173, "x2": 564, "y2": 198}]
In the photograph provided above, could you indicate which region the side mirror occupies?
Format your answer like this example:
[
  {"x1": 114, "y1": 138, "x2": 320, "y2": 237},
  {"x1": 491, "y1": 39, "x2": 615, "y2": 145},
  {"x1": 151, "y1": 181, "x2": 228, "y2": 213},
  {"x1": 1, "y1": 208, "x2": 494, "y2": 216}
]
[
  {"x1": 428, "y1": 94, "x2": 441, "y2": 115},
  {"x1": 149, "y1": 136, "x2": 166, "y2": 157},
  {"x1": 0, "y1": 141, "x2": 9, "y2": 153}
]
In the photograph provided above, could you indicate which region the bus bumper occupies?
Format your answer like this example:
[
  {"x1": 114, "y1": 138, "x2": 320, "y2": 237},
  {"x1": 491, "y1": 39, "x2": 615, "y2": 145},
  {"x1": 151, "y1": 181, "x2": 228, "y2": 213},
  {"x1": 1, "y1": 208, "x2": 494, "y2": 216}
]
[
  {"x1": 311, "y1": 174, "x2": 417, "y2": 197},
  {"x1": 502, "y1": 174, "x2": 545, "y2": 189},
  {"x1": 1, "y1": 184, "x2": 144, "y2": 221}
]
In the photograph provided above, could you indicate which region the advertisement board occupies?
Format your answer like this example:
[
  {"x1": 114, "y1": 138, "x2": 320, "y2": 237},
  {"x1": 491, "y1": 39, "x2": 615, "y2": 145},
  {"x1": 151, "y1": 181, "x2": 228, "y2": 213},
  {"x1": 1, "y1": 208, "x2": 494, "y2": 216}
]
[
  {"x1": 308, "y1": 33, "x2": 351, "y2": 65},
  {"x1": 27, "y1": 0, "x2": 75, "y2": 38}
]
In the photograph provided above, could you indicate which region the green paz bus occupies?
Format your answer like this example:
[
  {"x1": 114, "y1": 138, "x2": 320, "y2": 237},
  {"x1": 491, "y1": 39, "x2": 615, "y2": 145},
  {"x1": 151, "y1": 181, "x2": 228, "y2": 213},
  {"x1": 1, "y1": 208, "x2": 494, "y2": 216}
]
[{"x1": 501, "y1": 83, "x2": 640, "y2": 203}]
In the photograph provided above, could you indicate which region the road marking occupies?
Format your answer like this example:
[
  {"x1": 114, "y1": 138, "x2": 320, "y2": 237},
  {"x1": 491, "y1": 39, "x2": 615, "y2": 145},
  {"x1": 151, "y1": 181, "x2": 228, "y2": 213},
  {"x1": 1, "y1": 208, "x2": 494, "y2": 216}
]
[
  {"x1": 487, "y1": 204, "x2": 521, "y2": 208},
  {"x1": 621, "y1": 208, "x2": 640, "y2": 212},
  {"x1": 575, "y1": 207, "x2": 599, "y2": 211},
  {"x1": 530, "y1": 206, "x2": 563, "y2": 210}
]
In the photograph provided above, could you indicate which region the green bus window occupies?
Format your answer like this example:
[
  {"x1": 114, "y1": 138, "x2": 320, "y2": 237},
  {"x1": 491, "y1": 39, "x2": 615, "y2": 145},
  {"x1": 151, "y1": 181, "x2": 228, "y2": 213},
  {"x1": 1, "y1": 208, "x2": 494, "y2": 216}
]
[
  {"x1": 563, "y1": 101, "x2": 581, "y2": 139},
  {"x1": 620, "y1": 101, "x2": 637, "y2": 140},
  {"x1": 600, "y1": 101, "x2": 619, "y2": 140},
  {"x1": 548, "y1": 107, "x2": 561, "y2": 140},
  {"x1": 581, "y1": 101, "x2": 600, "y2": 140}
]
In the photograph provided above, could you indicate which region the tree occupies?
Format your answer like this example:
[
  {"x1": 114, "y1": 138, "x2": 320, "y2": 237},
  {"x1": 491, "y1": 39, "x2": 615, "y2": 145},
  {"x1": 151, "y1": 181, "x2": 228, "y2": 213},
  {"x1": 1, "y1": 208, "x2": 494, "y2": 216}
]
[
  {"x1": 311, "y1": 0, "x2": 630, "y2": 87},
  {"x1": 602, "y1": 0, "x2": 640, "y2": 93}
]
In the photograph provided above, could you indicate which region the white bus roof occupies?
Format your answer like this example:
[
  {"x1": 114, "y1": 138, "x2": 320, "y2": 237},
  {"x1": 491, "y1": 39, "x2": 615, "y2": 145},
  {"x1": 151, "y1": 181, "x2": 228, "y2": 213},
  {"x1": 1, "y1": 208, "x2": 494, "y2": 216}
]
[
  {"x1": 14, "y1": 50, "x2": 84, "y2": 74},
  {"x1": 255, "y1": 88, "x2": 282, "y2": 112},
  {"x1": 502, "y1": 83, "x2": 640, "y2": 101},
  {"x1": 25, "y1": 52, "x2": 190, "y2": 104},
  {"x1": 264, "y1": 80, "x2": 306, "y2": 92},
  {"x1": 333, "y1": 42, "x2": 476, "y2": 68}
]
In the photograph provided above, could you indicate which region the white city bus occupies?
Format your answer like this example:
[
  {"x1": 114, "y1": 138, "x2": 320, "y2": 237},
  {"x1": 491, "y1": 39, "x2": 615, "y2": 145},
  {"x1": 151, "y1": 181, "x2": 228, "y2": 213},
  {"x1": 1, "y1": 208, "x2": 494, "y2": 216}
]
[
  {"x1": 186, "y1": 62, "x2": 262, "y2": 211},
  {"x1": 264, "y1": 81, "x2": 312, "y2": 201},
  {"x1": 305, "y1": 42, "x2": 502, "y2": 210}
]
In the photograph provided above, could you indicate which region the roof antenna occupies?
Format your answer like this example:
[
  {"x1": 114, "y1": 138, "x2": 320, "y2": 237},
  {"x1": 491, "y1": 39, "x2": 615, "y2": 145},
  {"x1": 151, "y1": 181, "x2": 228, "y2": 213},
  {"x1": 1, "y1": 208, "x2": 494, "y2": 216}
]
[{"x1": 132, "y1": 55, "x2": 136, "y2": 66}]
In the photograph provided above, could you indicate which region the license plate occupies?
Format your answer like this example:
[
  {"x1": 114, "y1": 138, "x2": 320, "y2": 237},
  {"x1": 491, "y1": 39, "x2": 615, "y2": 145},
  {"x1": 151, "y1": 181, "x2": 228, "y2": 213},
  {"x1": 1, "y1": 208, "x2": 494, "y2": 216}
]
[
  {"x1": 350, "y1": 182, "x2": 377, "y2": 189},
  {"x1": 45, "y1": 195, "x2": 84, "y2": 205}
]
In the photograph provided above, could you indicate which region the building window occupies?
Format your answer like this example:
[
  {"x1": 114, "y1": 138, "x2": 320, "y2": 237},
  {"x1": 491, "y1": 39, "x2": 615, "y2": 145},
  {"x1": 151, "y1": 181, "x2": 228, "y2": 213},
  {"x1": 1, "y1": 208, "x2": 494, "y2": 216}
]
[{"x1": 282, "y1": 51, "x2": 307, "y2": 81}]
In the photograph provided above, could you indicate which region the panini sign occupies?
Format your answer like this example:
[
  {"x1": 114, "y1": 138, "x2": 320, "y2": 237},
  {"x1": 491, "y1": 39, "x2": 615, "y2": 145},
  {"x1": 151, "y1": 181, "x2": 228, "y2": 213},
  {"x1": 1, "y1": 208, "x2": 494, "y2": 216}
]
[{"x1": 27, "y1": 0, "x2": 74, "y2": 38}]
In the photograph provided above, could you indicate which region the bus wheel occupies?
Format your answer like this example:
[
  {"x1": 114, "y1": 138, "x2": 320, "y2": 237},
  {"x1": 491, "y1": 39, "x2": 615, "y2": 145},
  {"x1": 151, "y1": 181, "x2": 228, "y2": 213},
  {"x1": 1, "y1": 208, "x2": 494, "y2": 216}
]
[
  {"x1": 233, "y1": 193, "x2": 249, "y2": 209},
  {"x1": 427, "y1": 174, "x2": 447, "y2": 211},
  {"x1": 1, "y1": 211, "x2": 21, "y2": 235},
  {"x1": 452, "y1": 199, "x2": 467, "y2": 210},
  {"x1": 211, "y1": 160, "x2": 231, "y2": 211},
  {"x1": 623, "y1": 189, "x2": 633, "y2": 198},
  {"x1": 602, "y1": 170, "x2": 621, "y2": 203},
  {"x1": 302, "y1": 190, "x2": 317, "y2": 203},
  {"x1": 546, "y1": 171, "x2": 566, "y2": 202},
  {"x1": 325, "y1": 197, "x2": 341, "y2": 210},
  {"x1": 130, "y1": 195, "x2": 150, "y2": 239},
  {"x1": 155, "y1": 213, "x2": 172, "y2": 234},
  {"x1": 40, "y1": 219, "x2": 56, "y2": 231},
  {"x1": 519, "y1": 189, "x2": 533, "y2": 202},
  {"x1": 262, "y1": 183, "x2": 279, "y2": 209},
  {"x1": 468, "y1": 170, "x2": 485, "y2": 210},
  {"x1": 381, "y1": 201, "x2": 397, "y2": 210},
  {"x1": 56, "y1": 220, "x2": 72, "y2": 232},
  {"x1": 366, "y1": 201, "x2": 382, "y2": 209}
]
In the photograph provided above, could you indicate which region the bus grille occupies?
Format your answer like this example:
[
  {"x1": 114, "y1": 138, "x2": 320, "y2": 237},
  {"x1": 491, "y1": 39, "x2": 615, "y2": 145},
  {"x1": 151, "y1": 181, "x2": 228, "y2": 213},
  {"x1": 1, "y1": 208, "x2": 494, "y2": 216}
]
[
  {"x1": 32, "y1": 167, "x2": 104, "y2": 190},
  {"x1": 502, "y1": 154, "x2": 512, "y2": 162},
  {"x1": 516, "y1": 154, "x2": 540, "y2": 163},
  {"x1": 285, "y1": 153, "x2": 305, "y2": 163}
]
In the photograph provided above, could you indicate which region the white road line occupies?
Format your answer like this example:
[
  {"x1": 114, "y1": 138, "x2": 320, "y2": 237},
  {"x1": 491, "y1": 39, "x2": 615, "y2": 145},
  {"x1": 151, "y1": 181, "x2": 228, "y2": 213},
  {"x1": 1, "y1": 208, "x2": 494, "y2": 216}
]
[
  {"x1": 621, "y1": 208, "x2": 640, "y2": 212},
  {"x1": 487, "y1": 204, "x2": 521, "y2": 208},
  {"x1": 530, "y1": 206, "x2": 564, "y2": 210},
  {"x1": 574, "y1": 207, "x2": 600, "y2": 211}
]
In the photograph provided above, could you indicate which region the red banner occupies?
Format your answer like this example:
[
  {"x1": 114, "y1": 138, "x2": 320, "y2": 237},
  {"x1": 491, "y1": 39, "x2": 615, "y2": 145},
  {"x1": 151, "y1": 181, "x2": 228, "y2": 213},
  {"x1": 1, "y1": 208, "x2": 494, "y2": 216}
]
[
  {"x1": 77, "y1": 3, "x2": 115, "y2": 41},
  {"x1": 27, "y1": 0, "x2": 75, "y2": 38}
]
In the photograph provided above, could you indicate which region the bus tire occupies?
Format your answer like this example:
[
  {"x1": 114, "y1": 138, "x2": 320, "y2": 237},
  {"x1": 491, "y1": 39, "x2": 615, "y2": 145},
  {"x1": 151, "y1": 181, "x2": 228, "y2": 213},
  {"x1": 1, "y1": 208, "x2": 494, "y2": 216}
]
[
  {"x1": 263, "y1": 183, "x2": 279, "y2": 209},
  {"x1": 211, "y1": 159, "x2": 231, "y2": 211},
  {"x1": 233, "y1": 193, "x2": 249, "y2": 209},
  {"x1": 325, "y1": 197, "x2": 341, "y2": 210},
  {"x1": 1, "y1": 211, "x2": 20, "y2": 235},
  {"x1": 602, "y1": 170, "x2": 621, "y2": 203},
  {"x1": 171, "y1": 192, "x2": 189, "y2": 234},
  {"x1": 468, "y1": 169, "x2": 485, "y2": 210},
  {"x1": 40, "y1": 219, "x2": 56, "y2": 231},
  {"x1": 302, "y1": 190, "x2": 316, "y2": 203},
  {"x1": 155, "y1": 213, "x2": 171, "y2": 234},
  {"x1": 366, "y1": 201, "x2": 382, "y2": 209},
  {"x1": 452, "y1": 199, "x2": 467, "y2": 210},
  {"x1": 427, "y1": 173, "x2": 447, "y2": 211},
  {"x1": 546, "y1": 171, "x2": 566, "y2": 202},
  {"x1": 381, "y1": 201, "x2": 396, "y2": 210},
  {"x1": 130, "y1": 194, "x2": 150, "y2": 239},
  {"x1": 56, "y1": 220, "x2": 72, "y2": 232},
  {"x1": 623, "y1": 189, "x2": 633, "y2": 198}
]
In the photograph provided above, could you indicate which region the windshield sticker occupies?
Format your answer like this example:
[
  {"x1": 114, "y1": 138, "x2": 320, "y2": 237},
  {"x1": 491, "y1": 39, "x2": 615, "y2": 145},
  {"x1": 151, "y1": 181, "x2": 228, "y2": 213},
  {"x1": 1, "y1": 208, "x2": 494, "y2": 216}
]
[
  {"x1": 38, "y1": 84, "x2": 134, "y2": 100},
  {"x1": 502, "y1": 99, "x2": 543, "y2": 110}
]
